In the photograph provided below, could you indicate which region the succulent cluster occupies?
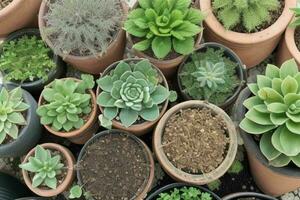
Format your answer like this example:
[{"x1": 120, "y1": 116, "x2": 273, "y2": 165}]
[
  {"x1": 19, "y1": 145, "x2": 64, "y2": 189},
  {"x1": 37, "y1": 75, "x2": 95, "y2": 132},
  {"x1": 124, "y1": 0, "x2": 204, "y2": 59},
  {"x1": 158, "y1": 187, "x2": 212, "y2": 200},
  {"x1": 240, "y1": 59, "x2": 300, "y2": 167},
  {"x1": 0, "y1": 87, "x2": 29, "y2": 144}
]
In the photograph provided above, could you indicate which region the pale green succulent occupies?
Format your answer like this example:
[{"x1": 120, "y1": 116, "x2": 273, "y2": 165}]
[
  {"x1": 0, "y1": 87, "x2": 29, "y2": 144},
  {"x1": 240, "y1": 59, "x2": 300, "y2": 167},
  {"x1": 19, "y1": 145, "x2": 64, "y2": 189}
]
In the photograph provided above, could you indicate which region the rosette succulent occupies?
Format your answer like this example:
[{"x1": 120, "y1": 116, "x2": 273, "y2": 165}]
[{"x1": 240, "y1": 59, "x2": 300, "y2": 167}]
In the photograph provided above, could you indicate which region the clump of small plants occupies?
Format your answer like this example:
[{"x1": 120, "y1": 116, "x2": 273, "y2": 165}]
[
  {"x1": 157, "y1": 187, "x2": 212, "y2": 200},
  {"x1": 179, "y1": 48, "x2": 240, "y2": 105},
  {"x1": 124, "y1": 0, "x2": 204, "y2": 59},
  {"x1": 0, "y1": 36, "x2": 56, "y2": 82},
  {"x1": 69, "y1": 185, "x2": 92, "y2": 200},
  {"x1": 37, "y1": 74, "x2": 95, "y2": 132}
]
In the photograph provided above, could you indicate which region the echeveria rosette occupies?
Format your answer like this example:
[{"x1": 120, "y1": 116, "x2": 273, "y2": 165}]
[
  {"x1": 97, "y1": 60, "x2": 171, "y2": 128},
  {"x1": 240, "y1": 59, "x2": 300, "y2": 168},
  {"x1": 124, "y1": 0, "x2": 204, "y2": 59}
]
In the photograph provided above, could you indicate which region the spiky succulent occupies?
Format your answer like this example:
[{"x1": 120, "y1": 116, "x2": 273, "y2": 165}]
[
  {"x1": 0, "y1": 87, "x2": 29, "y2": 144},
  {"x1": 97, "y1": 59, "x2": 171, "y2": 128},
  {"x1": 37, "y1": 75, "x2": 95, "y2": 132},
  {"x1": 19, "y1": 145, "x2": 64, "y2": 189},
  {"x1": 240, "y1": 59, "x2": 300, "y2": 168}
]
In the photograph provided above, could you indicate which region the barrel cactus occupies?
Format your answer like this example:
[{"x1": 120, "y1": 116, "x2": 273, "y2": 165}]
[{"x1": 240, "y1": 59, "x2": 300, "y2": 167}]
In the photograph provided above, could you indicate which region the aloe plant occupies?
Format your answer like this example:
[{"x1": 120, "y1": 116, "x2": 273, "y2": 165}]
[{"x1": 240, "y1": 59, "x2": 300, "y2": 167}]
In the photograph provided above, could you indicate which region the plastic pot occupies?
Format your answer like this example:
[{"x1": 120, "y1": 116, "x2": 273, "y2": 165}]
[
  {"x1": 177, "y1": 42, "x2": 247, "y2": 110},
  {"x1": 1, "y1": 28, "x2": 65, "y2": 94},
  {"x1": 222, "y1": 192, "x2": 277, "y2": 200},
  {"x1": 16, "y1": 198, "x2": 50, "y2": 200}
]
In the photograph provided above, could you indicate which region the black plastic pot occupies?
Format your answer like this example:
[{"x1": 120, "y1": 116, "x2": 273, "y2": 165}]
[
  {"x1": 146, "y1": 183, "x2": 221, "y2": 200},
  {"x1": 177, "y1": 42, "x2": 247, "y2": 110},
  {"x1": 222, "y1": 192, "x2": 277, "y2": 200},
  {"x1": 0, "y1": 28, "x2": 65, "y2": 94},
  {"x1": 0, "y1": 84, "x2": 42, "y2": 157},
  {"x1": 16, "y1": 198, "x2": 50, "y2": 200}
]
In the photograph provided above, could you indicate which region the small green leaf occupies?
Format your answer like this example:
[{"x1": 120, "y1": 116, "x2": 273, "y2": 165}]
[
  {"x1": 151, "y1": 37, "x2": 172, "y2": 59},
  {"x1": 151, "y1": 85, "x2": 169, "y2": 104},
  {"x1": 140, "y1": 105, "x2": 159, "y2": 121},
  {"x1": 69, "y1": 185, "x2": 83, "y2": 199},
  {"x1": 240, "y1": 118, "x2": 275, "y2": 134},
  {"x1": 260, "y1": 132, "x2": 281, "y2": 161},
  {"x1": 119, "y1": 109, "x2": 138, "y2": 127},
  {"x1": 281, "y1": 76, "x2": 298, "y2": 95},
  {"x1": 269, "y1": 154, "x2": 291, "y2": 167},
  {"x1": 133, "y1": 39, "x2": 152, "y2": 51},
  {"x1": 99, "y1": 115, "x2": 113, "y2": 129},
  {"x1": 280, "y1": 59, "x2": 299, "y2": 79}
]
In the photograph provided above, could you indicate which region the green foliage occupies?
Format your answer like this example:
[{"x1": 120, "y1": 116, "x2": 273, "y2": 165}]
[
  {"x1": 19, "y1": 145, "x2": 64, "y2": 189},
  {"x1": 179, "y1": 48, "x2": 240, "y2": 105},
  {"x1": 124, "y1": 0, "x2": 204, "y2": 59},
  {"x1": 37, "y1": 75, "x2": 95, "y2": 132},
  {"x1": 97, "y1": 60, "x2": 172, "y2": 128},
  {"x1": 228, "y1": 160, "x2": 244, "y2": 174},
  {"x1": 41, "y1": 0, "x2": 122, "y2": 57},
  {"x1": 0, "y1": 36, "x2": 55, "y2": 82},
  {"x1": 157, "y1": 187, "x2": 212, "y2": 200},
  {"x1": 69, "y1": 185, "x2": 83, "y2": 199},
  {"x1": 290, "y1": 8, "x2": 300, "y2": 27},
  {"x1": 240, "y1": 59, "x2": 300, "y2": 168},
  {"x1": 207, "y1": 179, "x2": 221, "y2": 191},
  {"x1": 0, "y1": 87, "x2": 29, "y2": 144},
  {"x1": 212, "y1": 0, "x2": 280, "y2": 32}
]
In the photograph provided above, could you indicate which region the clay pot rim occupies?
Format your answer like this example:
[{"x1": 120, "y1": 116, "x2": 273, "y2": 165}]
[
  {"x1": 38, "y1": 0, "x2": 128, "y2": 60},
  {"x1": 200, "y1": 0, "x2": 296, "y2": 44},
  {"x1": 177, "y1": 42, "x2": 247, "y2": 109},
  {"x1": 0, "y1": 0, "x2": 23, "y2": 17},
  {"x1": 284, "y1": 25, "x2": 300, "y2": 64},
  {"x1": 96, "y1": 58, "x2": 169, "y2": 132},
  {"x1": 222, "y1": 192, "x2": 277, "y2": 200},
  {"x1": 153, "y1": 100, "x2": 238, "y2": 185},
  {"x1": 21, "y1": 143, "x2": 75, "y2": 197},
  {"x1": 38, "y1": 77, "x2": 98, "y2": 138},
  {"x1": 76, "y1": 129, "x2": 155, "y2": 200}
]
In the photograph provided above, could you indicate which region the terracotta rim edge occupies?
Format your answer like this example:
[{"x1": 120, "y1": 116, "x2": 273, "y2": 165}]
[{"x1": 285, "y1": 26, "x2": 300, "y2": 63}]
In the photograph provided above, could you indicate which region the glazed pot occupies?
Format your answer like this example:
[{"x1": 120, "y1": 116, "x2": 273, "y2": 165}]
[
  {"x1": 200, "y1": 0, "x2": 296, "y2": 68},
  {"x1": 177, "y1": 42, "x2": 247, "y2": 110},
  {"x1": 0, "y1": 0, "x2": 41, "y2": 38},
  {"x1": 0, "y1": 84, "x2": 42, "y2": 157},
  {"x1": 153, "y1": 100, "x2": 238, "y2": 185},
  {"x1": 1, "y1": 28, "x2": 65, "y2": 94},
  {"x1": 21, "y1": 143, "x2": 75, "y2": 197},
  {"x1": 38, "y1": 78, "x2": 99, "y2": 144},
  {"x1": 77, "y1": 129, "x2": 155, "y2": 200},
  {"x1": 222, "y1": 192, "x2": 277, "y2": 200},
  {"x1": 96, "y1": 58, "x2": 169, "y2": 136},
  {"x1": 232, "y1": 87, "x2": 300, "y2": 196},
  {"x1": 38, "y1": 1, "x2": 127, "y2": 75}
]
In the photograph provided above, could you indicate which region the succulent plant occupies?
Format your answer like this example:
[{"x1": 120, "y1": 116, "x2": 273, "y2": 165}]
[
  {"x1": 240, "y1": 59, "x2": 300, "y2": 167},
  {"x1": 37, "y1": 75, "x2": 95, "y2": 132},
  {"x1": 158, "y1": 187, "x2": 212, "y2": 200},
  {"x1": 19, "y1": 145, "x2": 64, "y2": 189},
  {"x1": 0, "y1": 87, "x2": 29, "y2": 144},
  {"x1": 97, "y1": 59, "x2": 172, "y2": 128}
]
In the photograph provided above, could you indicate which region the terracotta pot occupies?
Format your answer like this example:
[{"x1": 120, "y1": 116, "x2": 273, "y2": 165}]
[
  {"x1": 222, "y1": 192, "x2": 276, "y2": 200},
  {"x1": 38, "y1": 78, "x2": 99, "y2": 144},
  {"x1": 77, "y1": 130, "x2": 155, "y2": 200},
  {"x1": 200, "y1": 0, "x2": 296, "y2": 68},
  {"x1": 153, "y1": 100, "x2": 238, "y2": 185},
  {"x1": 21, "y1": 143, "x2": 75, "y2": 197},
  {"x1": 38, "y1": 1, "x2": 128, "y2": 75},
  {"x1": 96, "y1": 58, "x2": 169, "y2": 136},
  {"x1": 232, "y1": 88, "x2": 300, "y2": 196},
  {"x1": 0, "y1": 0, "x2": 41, "y2": 38}
]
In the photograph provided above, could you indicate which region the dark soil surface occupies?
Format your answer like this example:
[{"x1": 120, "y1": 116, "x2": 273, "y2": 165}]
[
  {"x1": 295, "y1": 27, "x2": 300, "y2": 52},
  {"x1": 0, "y1": 0, "x2": 12, "y2": 10}
]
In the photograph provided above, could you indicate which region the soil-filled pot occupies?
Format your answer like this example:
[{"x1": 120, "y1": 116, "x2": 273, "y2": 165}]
[
  {"x1": 233, "y1": 87, "x2": 300, "y2": 196},
  {"x1": 77, "y1": 130, "x2": 155, "y2": 200},
  {"x1": 177, "y1": 42, "x2": 246, "y2": 110},
  {"x1": 153, "y1": 100, "x2": 238, "y2": 185},
  {"x1": 38, "y1": 1, "x2": 127, "y2": 75},
  {"x1": 146, "y1": 183, "x2": 221, "y2": 200},
  {"x1": 1, "y1": 28, "x2": 65, "y2": 94},
  {"x1": 200, "y1": 0, "x2": 296, "y2": 68},
  {"x1": 38, "y1": 78, "x2": 98, "y2": 144},
  {"x1": 16, "y1": 198, "x2": 50, "y2": 200},
  {"x1": 0, "y1": 84, "x2": 41, "y2": 157},
  {"x1": 0, "y1": 0, "x2": 41, "y2": 38},
  {"x1": 96, "y1": 58, "x2": 169, "y2": 136},
  {"x1": 21, "y1": 143, "x2": 75, "y2": 197},
  {"x1": 222, "y1": 192, "x2": 277, "y2": 200}
]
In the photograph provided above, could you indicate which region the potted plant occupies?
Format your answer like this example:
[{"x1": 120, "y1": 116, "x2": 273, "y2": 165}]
[
  {"x1": 124, "y1": 0, "x2": 205, "y2": 77},
  {"x1": 75, "y1": 129, "x2": 155, "y2": 200},
  {"x1": 19, "y1": 143, "x2": 75, "y2": 197},
  {"x1": 38, "y1": 0, "x2": 127, "y2": 75},
  {"x1": 235, "y1": 59, "x2": 300, "y2": 196},
  {"x1": 222, "y1": 192, "x2": 277, "y2": 200},
  {"x1": 0, "y1": 28, "x2": 65, "y2": 94},
  {"x1": 37, "y1": 75, "x2": 98, "y2": 144},
  {"x1": 200, "y1": 0, "x2": 296, "y2": 68},
  {"x1": 96, "y1": 58, "x2": 174, "y2": 135},
  {"x1": 0, "y1": 85, "x2": 41, "y2": 157},
  {"x1": 0, "y1": 0, "x2": 41, "y2": 38},
  {"x1": 177, "y1": 42, "x2": 246, "y2": 110},
  {"x1": 153, "y1": 100, "x2": 238, "y2": 185}
]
